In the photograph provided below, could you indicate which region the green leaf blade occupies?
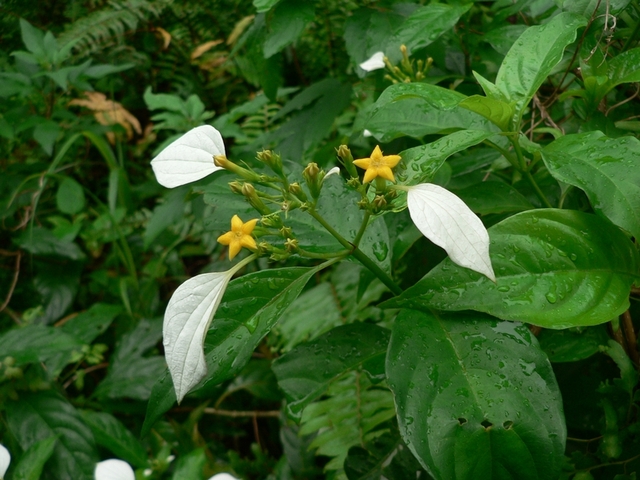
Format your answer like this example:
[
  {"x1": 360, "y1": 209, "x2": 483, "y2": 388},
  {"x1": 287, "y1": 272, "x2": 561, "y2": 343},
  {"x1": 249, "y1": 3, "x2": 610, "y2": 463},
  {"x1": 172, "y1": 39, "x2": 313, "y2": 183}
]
[
  {"x1": 385, "y1": 210, "x2": 639, "y2": 328},
  {"x1": 541, "y1": 132, "x2": 640, "y2": 239},
  {"x1": 386, "y1": 310, "x2": 566, "y2": 480}
]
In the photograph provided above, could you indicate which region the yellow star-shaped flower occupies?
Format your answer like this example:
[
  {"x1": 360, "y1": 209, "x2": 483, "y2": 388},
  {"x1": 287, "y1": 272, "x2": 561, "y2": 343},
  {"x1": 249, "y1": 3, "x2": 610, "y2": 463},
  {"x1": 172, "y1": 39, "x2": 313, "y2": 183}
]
[
  {"x1": 353, "y1": 145, "x2": 402, "y2": 183},
  {"x1": 217, "y1": 215, "x2": 258, "y2": 260}
]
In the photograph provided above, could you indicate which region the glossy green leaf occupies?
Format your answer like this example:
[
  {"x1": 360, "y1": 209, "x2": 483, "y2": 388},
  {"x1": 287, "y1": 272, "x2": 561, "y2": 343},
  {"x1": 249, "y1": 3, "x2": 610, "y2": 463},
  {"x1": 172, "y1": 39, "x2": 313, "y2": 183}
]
[
  {"x1": 394, "y1": 4, "x2": 471, "y2": 53},
  {"x1": 453, "y1": 181, "x2": 534, "y2": 215},
  {"x1": 80, "y1": 410, "x2": 148, "y2": 468},
  {"x1": 541, "y1": 132, "x2": 640, "y2": 239},
  {"x1": 398, "y1": 129, "x2": 496, "y2": 188},
  {"x1": 263, "y1": 0, "x2": 314, "y2": 58},
  {"x1": 385, "y1": 210, "x2": 640, "y2": 328},
  {"x1": 11, "y1": 436, "x2": 56, "y2": 480},
  {"x1": 6, "y1": 390, "x2": 98, "y2": 480},
  {"x1": 143, "y1": 266, "x2": 322, "y2": 433},
  {"x1": 458, "y1": 96, "x2": 514, "y2": 131},
  {"x1": 386, "y1": 310, "x2": 566, "y2": 480},
  {"x1": 538, "y1": 325, "x2": 609, "y2": 363},
  {"x1": 603, "y1": 340, "x2": 638, "y2": 395},
  {"x1": 494, "y1": 12, "x2": 586, "y2": 123},
  {"x1": 556, "y1": 0, "x2": 631, "y2": 16},
  {"x1": 253, "y1": 0, "x2": 280, "y2": 12},
  {"x1": 360, "y1": 83, "x2": 496, "y2": 142},
  {"x1": 273, "y1": 323, "x2": 390, "y2": 420},
  {"x1": 56, "y1": 176, "x2": 85, "y2": 215}
]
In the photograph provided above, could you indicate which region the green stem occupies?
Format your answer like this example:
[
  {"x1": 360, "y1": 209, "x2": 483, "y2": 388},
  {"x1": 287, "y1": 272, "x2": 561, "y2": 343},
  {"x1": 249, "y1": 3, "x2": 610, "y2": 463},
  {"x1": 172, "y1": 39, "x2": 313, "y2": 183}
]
[
  {"x1": 525, "y1": 171, "x2": 553, "y2": 208},
  {"x1": 307, "y1": 209, "x2": 403, "y2": 295},
  {"x1": 510, "y1": 134, "x2": 528, "y2": 172},
  {"x1": 298, "y1": 248, "x2": 350, "y2": 259},
  {"x1": 352, "y1": 211, "x2": 371, "y2": 247}
]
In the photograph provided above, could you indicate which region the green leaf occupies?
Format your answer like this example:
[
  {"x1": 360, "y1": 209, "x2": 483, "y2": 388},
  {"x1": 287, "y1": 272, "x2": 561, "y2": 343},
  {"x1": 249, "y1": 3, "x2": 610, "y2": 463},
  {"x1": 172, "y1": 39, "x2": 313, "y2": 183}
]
[
  {"x1": 494, "y1": 12, "x2": 586, "y2": 124},
  {"x1": 398, "y1": 129, "x2": 497, "y2": 187},
  {"x1": 254, "y1": 0, "x2": 280, "y2": 12},
  {"x1": 170, "y1": 448, "x2": 206, "y2": 480},
  {"x1": 32, "y1": 261, "x2": 82, "y2": 325},
  {"x1": 541, "y1": 132, "x2": 640, "y2": 239},
  {"x1": 56, "y1": 176, "x2": 85, "y2": 215},
  {"x1": 458, "y1": 96, "x2": 514, "y2": 131},
  {"x1": 273, "y1": 323, "x2": 391, "y2": 420},
  {"x1": 0, "y1": 324, "x2": 83, "y2": 366},
  {"x1": 386, "y1": 310, "x2": 566, "y2": 480},
  {"x1": 263, "y1": 0, "x2": 314, "y2": 58},
  {"x1": 19, "y1": 19, "x2": 45, "y2": 57},
  {"x1": 60, "y1": 303, "x2": 121, "y2": 344},
  {"x1": 482, "y1": 24, "x2": 528, "y2": 55},
  {"x1": 394, "y1": 3, "x2": 471, "y2": 53},
  {"x1": 144, "y1": 186, "x2": 188, "y2": 249},
  {"x1": 16, "y1": 227, "x2": 85, "y2": 260},
  {"x1": 11, "y1": 436, "x2": 57, "y2": 480},
  {"x1": 603, "y1": 340, "x2": 639, "y2": 395},
  {"x1": 94, "y1": 318, "x2": 165, "y2": 400},
  {"x1": 343, "y1": 7, "x2": 404, "y2": 73},
  {"x1": 556, "y1": 0, "x2": 631, "y2": 16},
  {"x1": 384, "y1": 209, "x2": 640, "y2": 328},
  {"x1": 538, "y1": 325, "x2": 609, "y2": 362},
  {"x1": 141, "y1": 370, "x2": 175, "y2": 437},
  {"x1": 360, "y1": 83, "x2": 497, "y2": 142},
  {"x1": 453, "y1": 181, "x2": 534, "y2": 215},
  {"x1": 80, "y1": 410, "x2": 148, "y2": 468},
  {"x1": 608, "y1": 47, "x2": 640, "y2": 87},
  {"x1": 272, "y1": 282, "x2": 343, "y2": 352},
  {"x1": 299, "y1": 372, "x2": 396, "y2": 472},
  {"x1": 6, "y1": 390, "x2": 98, "y2": 480},
  {"x1": 33, "y1": 120, "x2": 60, "y2": 156}
]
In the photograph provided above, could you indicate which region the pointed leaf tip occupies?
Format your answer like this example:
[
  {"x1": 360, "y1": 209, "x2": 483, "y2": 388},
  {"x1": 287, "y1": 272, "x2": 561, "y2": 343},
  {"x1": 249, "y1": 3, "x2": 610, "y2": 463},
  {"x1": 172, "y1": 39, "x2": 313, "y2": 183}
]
[
  {"x1": 163, "y1": 271, "x2": 233, "y2": 402},
  {"x1": 407, "y1": 183, "x2": 495, "y2": 281},
  {"x1": 151, "y1": 125, "x2": 225, "y2": 188}
]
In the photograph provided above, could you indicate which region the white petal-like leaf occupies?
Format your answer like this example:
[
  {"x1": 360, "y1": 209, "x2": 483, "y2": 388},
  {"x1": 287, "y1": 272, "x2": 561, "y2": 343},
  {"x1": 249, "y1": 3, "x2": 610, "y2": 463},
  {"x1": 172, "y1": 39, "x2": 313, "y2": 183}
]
[
  {"x1": 207, "y1": 474, "x2": 240, "y2": 480},
  {"x1": 324, "y1": 166, "x2": 341, "y2": 179},
  {"x1": 150, "y1": 125, "x2": 225, "y2": 188},
  {"x1": 359, "y1": 51, "x2": 385, "y2": 72},
  {"x1": 407, "y1": 183, "x2": 495, "y2": 281},
  {"x1": 163, "y1": 271, "x2": 233, "y2": 402},
  {"x1": 94, "y1": 459, "x2": 135, "y2": 480},
  {"x1": 0, "y1": 444, "x2": 10, "y2": 479}
]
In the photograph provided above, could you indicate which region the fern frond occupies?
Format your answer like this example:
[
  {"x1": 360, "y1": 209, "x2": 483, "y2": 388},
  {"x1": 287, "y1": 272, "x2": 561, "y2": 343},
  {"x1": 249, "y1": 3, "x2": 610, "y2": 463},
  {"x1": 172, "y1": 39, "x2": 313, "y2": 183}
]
[
  {"x1": 59, "y1": 0, "x2": 171, "y2": 56},
  {"x1": 299, "y1": 370, "x2": 396, "y2": 476}
]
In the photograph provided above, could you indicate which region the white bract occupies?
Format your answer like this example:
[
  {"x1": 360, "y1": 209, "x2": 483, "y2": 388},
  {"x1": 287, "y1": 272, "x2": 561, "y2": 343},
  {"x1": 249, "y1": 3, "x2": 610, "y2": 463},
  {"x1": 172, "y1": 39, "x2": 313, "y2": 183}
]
[
  {"x1": 163, "y1": 270, "x2": 236, "y2": 402},
  {"x1": 407, "y1": 184, "x2": 495, "y2": 282},
  {"x1": 324, "y1": 166, "x2": 341, "y2": 179},
  {"x1": 359, "y1": 51, "x2": 385, "y2": 72},
  {"x1": 207, "y1": 474, "x2": 240, "y2": 480},
  {"x1": 0, "y1": 444, "x2": 10, "y2": 480},
  {"x1": 95, "y1": 459, "x2": 135, "y2": 480},
  {"x1": 151, "y1": 125, "x2": 225, "y2": 188},
  {"x1": 363, "y1": 129, "x2": 373, "y2": 137}
]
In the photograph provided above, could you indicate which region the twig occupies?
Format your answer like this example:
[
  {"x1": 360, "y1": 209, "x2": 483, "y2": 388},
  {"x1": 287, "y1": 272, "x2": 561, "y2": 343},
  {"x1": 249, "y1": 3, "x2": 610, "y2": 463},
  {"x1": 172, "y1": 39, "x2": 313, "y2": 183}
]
[
  {"x1": 528, "y1": 325, "x2": 542, "y2": 336},
  {"x1": 621, "y1": 310, "x2": 639, "y2": 368},
  {"x1": 605, "y1": 84, "x2": 640, "y2": 116},
  {"x1": 202, "y1": 408, "x2": 280, "y2": 418},
  {"x1": 62, "y1": 362, "x2": 109, "y2": 389},
  {"x1": 0, "y1": 250, "x2": 22, "y2": 320}
]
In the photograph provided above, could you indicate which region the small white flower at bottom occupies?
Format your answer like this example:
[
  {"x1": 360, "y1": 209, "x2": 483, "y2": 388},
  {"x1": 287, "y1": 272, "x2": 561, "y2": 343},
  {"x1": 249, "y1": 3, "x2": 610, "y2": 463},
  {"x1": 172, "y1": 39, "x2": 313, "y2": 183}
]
[
  {"x1": 207, "y1": 473, "x2": 240, "y2": 480},
  {"x1": 95, "y1": 459, "x2": 135, "y2": 480},
  {"x1": 0, "y1": 444, "x2": 10, "y2": 479}
]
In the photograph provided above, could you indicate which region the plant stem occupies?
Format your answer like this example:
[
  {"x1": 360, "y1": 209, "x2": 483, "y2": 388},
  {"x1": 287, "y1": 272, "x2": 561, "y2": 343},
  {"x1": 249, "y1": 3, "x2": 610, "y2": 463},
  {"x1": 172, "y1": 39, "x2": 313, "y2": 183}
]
[
  {"x1": 524, "y1": 171, "x2": 553, "y2": 208},
  {"x1": 352, "y1": 211, "x2": 370, "y2": 247},
  {"x1": 307, "y1": 209, "x2": 403, "y2": 295}
]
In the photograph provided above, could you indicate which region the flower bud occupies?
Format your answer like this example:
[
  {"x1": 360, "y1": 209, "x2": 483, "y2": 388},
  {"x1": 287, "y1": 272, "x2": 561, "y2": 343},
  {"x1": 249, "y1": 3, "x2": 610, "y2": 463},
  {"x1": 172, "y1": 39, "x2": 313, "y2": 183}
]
[
  {"x1": 288, "y1": 182, "x2": 308, "y2": 201},
  {"x1": 257, "y1": 150, "x2": 284, "y2": 176},
  {"x1": 261, "y1": 215, "x2": 283, "y2": 229},
  {"x1": 337, "y1": 145, "x2": 358, "y2": 178},
  {"x1": 373, "y1": 195, "x2": 387, "y2": 209},
  {"x1": 241, "y1": 183, "x2": 271, "y2": 215},
  {"x1": 214, "y1": 155, "x2": 261, "y2": 182},
  {"x1": 228, "y1": 181, "x2": 244, "y2": 195},
  {"x1": 280, "y1": 226, "x2": 293, "y2": 238},
  {"x1": 302, "y1": 162, "x2": 325, "y2": 199}
]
